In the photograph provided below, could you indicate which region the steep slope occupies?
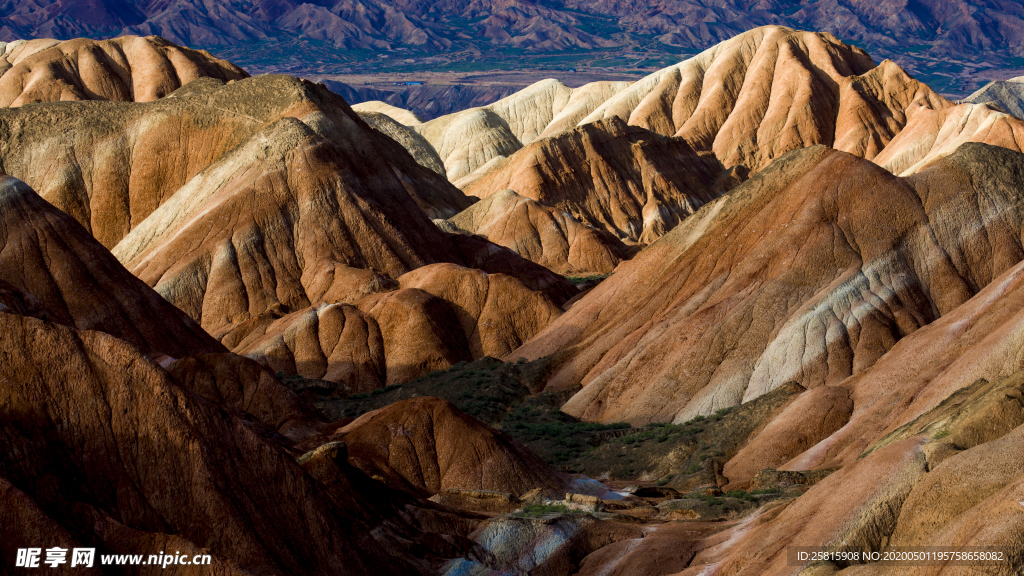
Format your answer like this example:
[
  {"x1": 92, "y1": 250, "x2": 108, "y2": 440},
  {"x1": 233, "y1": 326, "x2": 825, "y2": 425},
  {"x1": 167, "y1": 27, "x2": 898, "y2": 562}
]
[
  {"x1": 0, "y1": 74, "x2": 470, "y2": 249},
  {"x1": 0, "y1": 173, "x2": 315, "y2": 433},
  {"x1": 333, "y1": 396, "x2": 571, "y2": 497},
  {"x1": 874, "y1": 101, "x2": 1024, "y2": 175},
  {"x1": 513, "y1": 144, "x2": 1024, "y2": 425},
  {"x1": 0, "y1": 174, "x2": 220, "y2": 358},
  {"x1": 0, "y1": 35, "x2": 247, "y2": 107},
  {"x1": 569, "y1": 27, "x2": 949, "y2": 171},
  {"x1": 0, "y1": 310, "x2": 478, "y2": 575},
  {"x1": 110, "y1": 111, "x2": 457, "y2": 340},
  {"x1": 394, "y1": 27, "x2": 949, "y2": 187},
  {"x1": 443, "y1": 188, "x2": 627, "y2": 275},
  {"x1": 462, "y1": 118, "x2": 725, "y2": 243},
  {"x1": 355, "y1": 109, "x2": 446, "y2": 174}
]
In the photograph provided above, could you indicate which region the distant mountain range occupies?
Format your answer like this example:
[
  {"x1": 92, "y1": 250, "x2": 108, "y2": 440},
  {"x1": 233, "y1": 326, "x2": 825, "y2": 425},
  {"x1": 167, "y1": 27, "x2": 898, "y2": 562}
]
[{"x1": 3, "y1": 0, "x2": 1024, "y2": 95}]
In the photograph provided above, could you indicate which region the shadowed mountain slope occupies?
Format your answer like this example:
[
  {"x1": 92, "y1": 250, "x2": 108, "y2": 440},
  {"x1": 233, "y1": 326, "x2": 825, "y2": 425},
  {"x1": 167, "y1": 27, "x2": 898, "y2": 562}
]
[
  {"x1": 0, "y1": 174, "x2": 220, "y2": 358},
  {"x1": 0, "y1": 309, "x2": 481, "y2": 576}
]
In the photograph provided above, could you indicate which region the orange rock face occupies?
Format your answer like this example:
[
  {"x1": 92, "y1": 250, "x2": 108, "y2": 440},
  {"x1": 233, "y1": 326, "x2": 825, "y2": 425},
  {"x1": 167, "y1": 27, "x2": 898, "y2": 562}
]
[
  {"x1": 514, "y1": 144, "x2": 1024, "y2": 426},
  {"x1": 0, "y1": 36, "x2": 248, "y2": 107},
  {"x1": 336, "y1": 396, "x2": 570, "y2": 497},
  {"x1": 234, "y1": 264, "x2": 563, "y2": 389},
  {"x1": 873, "y1": 101, "x2": 1024, "y2": 175},
  {"x1": 464, "y1": 118, "x2": 724, "y2": 243},
  {"x1": 443, "y1": 188, "x2": 627, "y2": 275}
]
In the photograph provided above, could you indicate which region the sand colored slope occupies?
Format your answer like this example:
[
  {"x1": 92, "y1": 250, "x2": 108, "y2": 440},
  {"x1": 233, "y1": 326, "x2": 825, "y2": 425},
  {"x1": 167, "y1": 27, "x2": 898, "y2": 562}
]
[
  {"x1": 578, "y1": 26, "x2": 947, "y2": 171},
  {"x1": 443, "y1": 188, "x2": 627, "y2": 274},
  {"x1": 356, "y1": 109, "x2": 447, "y2": 174},
  {"x1": 402, "y1": 26, "x2": 949, "y2": 188},
  {"x1": 414, "y1": 78, "x2": 630, "y2": 181},
  {"x1": 0, "y1": 74, "x2": 470, "y2": 249},
  {"x1": 0, "y1": 35, "x2": 247, "y2": 107},
  {"x1": 873, "y1": 101, "x2": 1024, "y2": 176},
  {"x1": 463, "y1": 118, "x2": 725, "y2": 243},
  {"x1": 513, "y1": 144, "x2": 1024, "y2": 425}
]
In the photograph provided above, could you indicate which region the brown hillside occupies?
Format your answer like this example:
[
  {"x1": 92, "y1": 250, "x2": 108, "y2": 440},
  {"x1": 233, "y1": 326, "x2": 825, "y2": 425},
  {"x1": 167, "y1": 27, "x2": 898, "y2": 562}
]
[
  {"x1": 0, "y1": 74, "x2": 470, "y2": 249},
  {"x1": 0, "y1": 311, "x2": 477, "y2": 575},
  {"x1": 335, "y1": 397, "x2": 570, "y2": 497}
]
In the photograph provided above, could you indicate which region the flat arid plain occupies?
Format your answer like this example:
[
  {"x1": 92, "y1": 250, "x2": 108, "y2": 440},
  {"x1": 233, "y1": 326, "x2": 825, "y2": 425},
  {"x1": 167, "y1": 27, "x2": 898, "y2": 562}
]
[{"x1": 1, "y1": 3, "x2": 1024, "y2": 575}]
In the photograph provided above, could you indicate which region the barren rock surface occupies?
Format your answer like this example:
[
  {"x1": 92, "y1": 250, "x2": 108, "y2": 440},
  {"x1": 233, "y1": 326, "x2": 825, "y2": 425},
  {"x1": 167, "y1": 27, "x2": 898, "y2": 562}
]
[
  {"x1": 444, "y1": 189, "x2": 626, "y2": 274},
  {"x1": 0, "y1": 35, "x2": 247, "y2": 106},
  {"x1": 463, "y1": 118, "x2": 724, "y2": 243},
  {"x1": 515, "y1": 144, "x2": 1024, "y2": 425}
]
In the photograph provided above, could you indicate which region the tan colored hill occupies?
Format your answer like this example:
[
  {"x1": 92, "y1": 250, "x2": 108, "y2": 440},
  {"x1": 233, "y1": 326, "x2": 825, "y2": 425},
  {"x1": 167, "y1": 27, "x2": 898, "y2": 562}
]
[
  {"x1": 442, "y1": 189, "x2": 627, "y2": 275},
  {"x1": 352, "y1": 100, "x2": 424, "y2": 125},
  {"x1": 380, "y1": 27, "x2": 949, "y2": 189},
  {"x1": 334, "y1": 396, "x2": 570, "y2": 497},
  {"x1": 0, "y1": 35, "x2": 247, "y2": 107},
  {"x1": 0, "y1": 74, "x2": 470, "y2": 249},
  {"x1": 513, "y1": 143, "x2": 1024, "y2": 426},
  {"x1": 414, "y1": 78, "x2": 630, "y2": 181},
  {"x1": 573, "y1": 26, "x2": 949, "y2": 171},
  {"x1": 463, "y1": 118, "x2": 725, "y2": 243},
  {"x1": 872, "y1": 101, "x2": 1024, "y2": 175}
]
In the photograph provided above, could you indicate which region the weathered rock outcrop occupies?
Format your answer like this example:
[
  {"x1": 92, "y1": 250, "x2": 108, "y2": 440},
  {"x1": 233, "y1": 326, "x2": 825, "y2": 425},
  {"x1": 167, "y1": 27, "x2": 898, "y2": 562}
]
[
  {"x1": 0, "y1": 35, "x2": 247, "y2": 107},
  {"x1": 514, "y1": 144, "x2": 1024, "y2": 425},
  {"x1": 443, "y1": 188, "x2": 627, "y2": 275},
  {"x1": 463, "y1": 118, "x2": 724, "y2": 243},
  {"x1": 335, "y1": 396, "x2": 570, "y2": 497}
]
